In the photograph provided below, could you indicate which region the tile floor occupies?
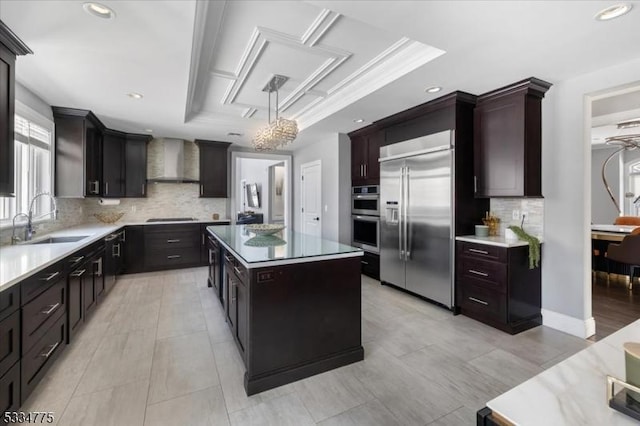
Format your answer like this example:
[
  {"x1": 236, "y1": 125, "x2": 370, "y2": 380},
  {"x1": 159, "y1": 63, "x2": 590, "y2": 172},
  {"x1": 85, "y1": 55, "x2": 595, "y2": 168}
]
[{"x1": 19, "y1": 268, "x2": 592, "y2": 425}]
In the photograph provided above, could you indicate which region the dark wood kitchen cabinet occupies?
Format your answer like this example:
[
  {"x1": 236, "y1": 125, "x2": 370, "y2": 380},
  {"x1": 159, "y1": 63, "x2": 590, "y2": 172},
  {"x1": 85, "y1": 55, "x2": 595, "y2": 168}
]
[
  {"x1": 102, "y1": 130, "x2": 126, "y2": 198},
  {"x1": 196, "y1": 140, "x2": 231, "y2": 198},
  {"x1": 456, "y1": 240, "x2": 541, "y2": 334},
  {"x1": 0, "y1": 21, "x2": 32, "y2": 197},
  {"x1": 474, "y1": 77, "x2": 551, "y2": 198},
  {"x1": 125, "y1": 134, "x2": 151, "y2": 197},
  {"x1": 123, "y1": 225, "x2": 145, "y2": 273},
  {"x1": 223, "y1": 251, "x2": 248, "y2": 360},
  {"x1": 53, "y1": 107, "x2": 104, "y2": 198},
  {"x1": 350, "y1": 130, "x2": 382, "y2": 186},
  {"x1": 67, "y1": 257, "x2": 88, "y2": 341}
]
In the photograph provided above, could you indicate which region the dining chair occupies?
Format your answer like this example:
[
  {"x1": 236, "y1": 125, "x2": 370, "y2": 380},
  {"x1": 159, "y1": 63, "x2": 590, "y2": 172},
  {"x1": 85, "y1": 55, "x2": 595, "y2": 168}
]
[{"x1": 607, "y1": 233, "x2": 640, "y2": 289}]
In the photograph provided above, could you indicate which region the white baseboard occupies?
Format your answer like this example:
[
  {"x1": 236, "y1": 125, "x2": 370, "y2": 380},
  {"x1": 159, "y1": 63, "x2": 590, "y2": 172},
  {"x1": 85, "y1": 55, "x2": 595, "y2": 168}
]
[{"x1": 541, "y1": 309, "x2": 596, "y2": 338}]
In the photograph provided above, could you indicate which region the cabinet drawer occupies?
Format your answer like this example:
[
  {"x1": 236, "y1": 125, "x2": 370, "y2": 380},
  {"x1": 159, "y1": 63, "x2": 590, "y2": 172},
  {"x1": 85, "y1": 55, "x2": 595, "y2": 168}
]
[
  {"x1": 0, "y1": 361, "x2": 20, "y2": 416},
  {"x1": 458, "y1": 242, "x2": 507, "y2": 262},
  {"x1": 0, "y1": 285, "x2": 20, "y2": 322},
  {"x1": 224, "y1": 252, "x2": 247, "y2": 283},
  {"x1": 21, "y1": 262, "x2": 65, "y2": 305},
  {"x1": 21, "y1": 314, "x2": 66, "y2": 403},
  {"x1": 145, "y1": 231, "x2": 199, "y2": 249},
  {"x1": 457, "y1": 257, "x2": 507, "y2": 292},
  {"x1": 458, "y1": 282, "x2": 506, "y2": 323},
  {"x1": 0, "y1": 311, "x2": 19, "y2": 379},
  {"x1": 361, "y1": 252, "x2": 379, "y2": 280},
  {"x1": 22, "y1": 279, "x2": 66, "y2": 354},
  {"x1": 144, "y1": 247, "x2": 200, "y2": 268}
]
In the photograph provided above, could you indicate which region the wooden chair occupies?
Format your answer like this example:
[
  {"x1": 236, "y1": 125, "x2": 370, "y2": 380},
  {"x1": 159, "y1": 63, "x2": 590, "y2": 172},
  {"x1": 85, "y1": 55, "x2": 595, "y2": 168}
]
[{"x1": 607, "y1": 234, "x2": 640, "y2": 289}]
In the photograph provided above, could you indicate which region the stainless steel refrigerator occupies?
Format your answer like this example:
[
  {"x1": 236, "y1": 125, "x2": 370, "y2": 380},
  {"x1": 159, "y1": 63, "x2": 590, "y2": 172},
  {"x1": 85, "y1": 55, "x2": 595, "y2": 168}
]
[{"x1": 380, "y1": 130, "x2": 454, "y2": 308}]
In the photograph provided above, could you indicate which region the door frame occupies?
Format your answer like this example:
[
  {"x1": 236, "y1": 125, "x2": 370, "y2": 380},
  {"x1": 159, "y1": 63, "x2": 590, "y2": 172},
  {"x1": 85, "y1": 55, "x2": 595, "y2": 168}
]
[
  {"x1": 230, "y1": 151, "x2": 292, "y2": 229},
  {"x1": 300, "y1": 160, "x2": 322, "y2": 237}
]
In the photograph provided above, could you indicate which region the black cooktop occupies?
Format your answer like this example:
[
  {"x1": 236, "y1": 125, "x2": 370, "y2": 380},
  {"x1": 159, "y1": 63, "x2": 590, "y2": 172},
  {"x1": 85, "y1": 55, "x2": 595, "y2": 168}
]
[{"x1": 146, "y1": 218, "x2": 197, "y2": 222}]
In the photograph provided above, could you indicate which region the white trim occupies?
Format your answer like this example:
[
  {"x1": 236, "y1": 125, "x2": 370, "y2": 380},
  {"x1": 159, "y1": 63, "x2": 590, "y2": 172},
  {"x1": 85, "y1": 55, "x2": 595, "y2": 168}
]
[
  {"x1": 541, "y1": 308, "x2": 596, "y2": 338},
  {"x1": 15, "y1": 101, "x2": 54, "y2": 131},
  {"x1": 230, "y1": 151, "x2": 292, "y2": 229}
]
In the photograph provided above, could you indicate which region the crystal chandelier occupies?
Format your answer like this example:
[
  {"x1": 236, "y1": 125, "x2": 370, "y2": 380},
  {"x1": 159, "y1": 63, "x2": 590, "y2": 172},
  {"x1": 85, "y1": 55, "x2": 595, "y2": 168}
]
[{"x1": 252, "y1": 75, "x2": 298, "y2": 151}]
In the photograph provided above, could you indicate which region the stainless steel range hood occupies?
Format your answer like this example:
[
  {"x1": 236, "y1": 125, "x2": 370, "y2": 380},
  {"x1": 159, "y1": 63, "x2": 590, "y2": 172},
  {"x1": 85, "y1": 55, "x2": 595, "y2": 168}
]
[{"x1": 147, "y1": 138, "x2": 199, "y2": 183}]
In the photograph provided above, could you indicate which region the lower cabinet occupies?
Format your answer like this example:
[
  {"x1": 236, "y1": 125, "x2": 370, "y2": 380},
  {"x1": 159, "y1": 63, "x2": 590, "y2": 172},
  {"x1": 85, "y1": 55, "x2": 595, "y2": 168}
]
[
  {"x1": 207, "y1": 235, "x2": 222, "y2": 302},
  {"x1": 0, "y1": 361, "x2": 20, "y2": 416},
  {"x1": 223, "y1": 251, "x2": 247, "y2": 360},
  {"x1": 360, "y1": 252, "x2": 379, "y2": 280},
  {"x1": 456, "y1": 241, "x2": 541, "y2": 334}
]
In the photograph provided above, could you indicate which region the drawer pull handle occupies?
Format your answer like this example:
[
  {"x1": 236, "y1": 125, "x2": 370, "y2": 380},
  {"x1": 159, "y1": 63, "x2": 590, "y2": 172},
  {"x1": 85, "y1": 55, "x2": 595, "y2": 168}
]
[
  {"x1": 469, "y1": 297, "x2": 489, "y2": 306},
  {"x1": 167, "y1": 255, "x2": 181, "y2": 259},
  {"x1": 361, "y1": 261, "x2": 369, "y2": 265},
  {"x1": 40, "y1": 272, "x2": 60, "y2": 282},
  {"x1": 70, "y1": 269, "x2": 86, "y2": 277},
  {"x1": 40, "y1": 342, "x2": 60, "y2": 358},
  {"x1": 70, "y1": 256, "x2": 84, "y2": 264},
  {"x1": 469, "y1": 248, "x2": 489, "y2": 255},
  {"x1": 234, "y1": 266, "x2": 243, "y2": 276},
  {"x1": 224, "y1": 255, "x2": 234, "y2": 262},
  {"x1": 167, "y1": 239, "x2": 181, "y2": 243},
  {"x1": 468, "y1": 269, "x2": 489, "y2": 277},
  {"x1": 41, "y1": 303, "x2": 60, "y2": 315}
]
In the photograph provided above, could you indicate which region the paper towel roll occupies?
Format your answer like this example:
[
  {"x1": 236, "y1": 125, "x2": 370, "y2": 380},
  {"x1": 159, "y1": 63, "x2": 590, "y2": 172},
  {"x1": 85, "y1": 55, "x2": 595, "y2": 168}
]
[{"x1": 98, "y1": 198, "x2": 121, "y2": 206}]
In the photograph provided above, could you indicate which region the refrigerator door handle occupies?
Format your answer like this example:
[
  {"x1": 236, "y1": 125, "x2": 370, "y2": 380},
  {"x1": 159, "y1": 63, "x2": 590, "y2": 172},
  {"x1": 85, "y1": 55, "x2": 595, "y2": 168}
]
[
  {"x1": 405, "y1": 166, "x2": 411, "y2": 260},
  {"x1": 398, "y1": 166, "x2": 404, "y2": 259}
]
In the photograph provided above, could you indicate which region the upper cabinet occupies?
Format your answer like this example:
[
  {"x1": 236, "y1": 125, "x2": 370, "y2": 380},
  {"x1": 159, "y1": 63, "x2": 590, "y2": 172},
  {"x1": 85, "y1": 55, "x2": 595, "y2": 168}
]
[
  {"x1": 125, "y1": 134, "x2": 150, "y2": 197},
  {"x1": 52, "y1": 107, "x2": 151, "y2": 198},
  {"x1": 0, "y1": 21, "x2": 32, "y2": 196},
  {"x1": 196, "y1": 140, "x2": 230, "y2": 198},
  {"x1": 350, "y1": 130, "x2": 382, "y2": 186},
  {"x1": 474, "y1": 78, "x2": 552, "y2": 198},
  {"x1": 102, "y1": 130, "x2": 125, "y2": 198},
  {"x1": 53, "y1": 107, "x2": 104, "y2": 198}
]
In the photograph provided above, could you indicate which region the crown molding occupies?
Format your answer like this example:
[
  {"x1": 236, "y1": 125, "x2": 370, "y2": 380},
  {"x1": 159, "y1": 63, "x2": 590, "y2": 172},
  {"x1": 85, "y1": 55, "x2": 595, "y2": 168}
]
[{"x1": 0, "y1": 20, "x2": 33, "y2": 56}]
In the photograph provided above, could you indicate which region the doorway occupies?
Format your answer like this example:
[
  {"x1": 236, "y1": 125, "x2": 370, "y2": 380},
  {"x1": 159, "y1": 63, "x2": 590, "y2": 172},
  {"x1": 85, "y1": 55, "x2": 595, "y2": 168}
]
[
  {"x1": 231, "y1": 151, "x2": 292, "y2": 229},
  {"x1": 300, "y1": 160, "x2": 321, "y2": 237},
  {"x1": 589, "y1": 83, "x2": 640, "y2": 340}
]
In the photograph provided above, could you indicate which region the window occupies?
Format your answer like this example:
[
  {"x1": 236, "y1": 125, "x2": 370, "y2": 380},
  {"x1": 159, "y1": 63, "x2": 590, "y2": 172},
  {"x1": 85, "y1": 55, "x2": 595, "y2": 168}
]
[
  {"x1": 0, "y1": 105, "x2": 54, "y2": 225},
  {"x1": 630, "y1": 160, "x2": 640, "y2": 215}
]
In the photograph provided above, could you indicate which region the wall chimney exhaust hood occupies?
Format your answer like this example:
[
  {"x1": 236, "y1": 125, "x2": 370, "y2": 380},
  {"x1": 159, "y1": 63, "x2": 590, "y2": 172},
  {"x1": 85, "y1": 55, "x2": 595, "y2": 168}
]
[{"x1": 147, "y1": 138, "x2": 199, "y2": 183}]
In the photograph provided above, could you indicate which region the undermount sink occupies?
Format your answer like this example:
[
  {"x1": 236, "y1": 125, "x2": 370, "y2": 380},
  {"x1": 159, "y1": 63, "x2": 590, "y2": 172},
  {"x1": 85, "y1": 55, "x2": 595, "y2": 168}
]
[{"x1": 28, "y1": 235, "x2": 89, "y2": 245}]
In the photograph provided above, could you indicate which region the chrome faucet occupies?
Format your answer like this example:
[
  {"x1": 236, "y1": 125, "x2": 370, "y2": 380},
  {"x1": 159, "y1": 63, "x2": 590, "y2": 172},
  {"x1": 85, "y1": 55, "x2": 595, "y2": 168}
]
[
  {"x1": 11, "y1": 213, "x2": 29, "y2": 245},
  {"x1": 25, "y1": 192, "x2": 58, "y2": 241}
]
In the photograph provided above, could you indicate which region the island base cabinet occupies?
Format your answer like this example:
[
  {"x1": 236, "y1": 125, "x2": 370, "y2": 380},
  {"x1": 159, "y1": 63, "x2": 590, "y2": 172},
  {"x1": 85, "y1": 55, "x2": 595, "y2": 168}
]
[{"x1": 243, "y1": 257, "x2": 364, "y2": 395}]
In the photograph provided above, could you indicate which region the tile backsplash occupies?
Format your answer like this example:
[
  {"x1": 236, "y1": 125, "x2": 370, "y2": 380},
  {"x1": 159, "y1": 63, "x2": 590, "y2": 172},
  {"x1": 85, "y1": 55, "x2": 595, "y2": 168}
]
[
  {"x1": 489, "y1": 198, "x2": 544, "y2": 238},
  {"x1": 0, "y1": 183, "x2": 228, "y2": 245}
]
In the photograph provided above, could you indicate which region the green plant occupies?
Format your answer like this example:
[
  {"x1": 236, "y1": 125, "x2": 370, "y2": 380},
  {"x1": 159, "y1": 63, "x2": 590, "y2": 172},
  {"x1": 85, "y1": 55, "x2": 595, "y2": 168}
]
[{"x1": 508, "y1": 225, "x2": 540, "y2": 269}]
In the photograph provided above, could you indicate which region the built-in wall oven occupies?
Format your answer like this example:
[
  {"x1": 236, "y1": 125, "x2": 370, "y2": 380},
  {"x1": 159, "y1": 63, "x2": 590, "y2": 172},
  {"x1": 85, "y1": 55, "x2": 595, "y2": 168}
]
[
  {"x1": 352, "y1": 186, "x2": 380, "y2": 216},
  {"x1": 352, "y1": 186, "x2": 380, "y2": 253}
]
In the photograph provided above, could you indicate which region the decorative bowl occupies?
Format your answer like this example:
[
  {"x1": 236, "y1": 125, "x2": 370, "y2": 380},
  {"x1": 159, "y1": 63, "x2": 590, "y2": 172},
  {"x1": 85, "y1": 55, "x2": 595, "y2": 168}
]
[
  {"x1": 94, "y1": 212, "x2": 125, "y2": 224},
  {"x1": 244, "y1": 235, "x2": 286, "y2": 247},
  {"x1": 245, "y1": 224, "x2": 285, "y2": 236}
]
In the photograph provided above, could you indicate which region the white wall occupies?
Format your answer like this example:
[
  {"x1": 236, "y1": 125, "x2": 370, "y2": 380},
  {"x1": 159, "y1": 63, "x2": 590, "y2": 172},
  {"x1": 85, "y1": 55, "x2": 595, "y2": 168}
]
[
  {"x1": 541, "y1": 57, "x2": 640, "y2": 338},
  {"x1": 293, "y1": 134, "x2": 351, "y2": 243}
]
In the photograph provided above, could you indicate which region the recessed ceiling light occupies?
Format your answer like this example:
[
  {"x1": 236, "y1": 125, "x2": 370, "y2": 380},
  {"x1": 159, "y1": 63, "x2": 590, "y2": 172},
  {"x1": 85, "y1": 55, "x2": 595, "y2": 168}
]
[
  {"x1": 595, "y1": 3, "x2": 632, "y2": 21},
  {"x1": 127, "y1": 92, "x2": 143, "y2": 99},
  {"x1": 353, "y1": 119, "x2": 365, "y2": 123},
  {"x1": 144, "y1": 128, "x2": 153, "y2": 133},
  {"x1": 425, "y1": 86, "x2": 442, "y2": 93},
  {"x1": 82, "y1": 2, "x2": 116, "y2": 19},
  {"x1": 227, "y1": 132, "x2": 243, "y2": 137}
]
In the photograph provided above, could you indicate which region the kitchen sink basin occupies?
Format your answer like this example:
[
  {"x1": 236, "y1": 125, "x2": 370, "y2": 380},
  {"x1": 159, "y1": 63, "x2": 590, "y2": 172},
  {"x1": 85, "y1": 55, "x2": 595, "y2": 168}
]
[{"x1": 28, "y1": 235, "x2": 89, "y2": 244}]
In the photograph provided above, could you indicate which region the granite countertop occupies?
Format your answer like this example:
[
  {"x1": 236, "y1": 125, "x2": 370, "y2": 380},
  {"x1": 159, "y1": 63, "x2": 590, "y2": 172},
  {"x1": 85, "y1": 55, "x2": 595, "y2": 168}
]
[
  {"x1": 208, "y1": 225, "x2": 363, "y2": 269},
  {"x1": 487, "y1": 319, "x2": 640, "y2": 425},
  {"x1": 0, "y1": 218, "x2": 231, "y2": 292},
  {"x1": 455, "y1": 235, "x2": 539, "y2": 248}
]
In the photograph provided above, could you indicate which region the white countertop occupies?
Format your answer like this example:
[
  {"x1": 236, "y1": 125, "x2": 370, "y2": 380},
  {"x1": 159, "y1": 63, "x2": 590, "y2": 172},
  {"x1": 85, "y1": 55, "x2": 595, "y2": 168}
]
[
  {"x1": 0, "y1": 219, "x2": 231, "y2": 292},
  {"x1": 455, "y1": 235, "x2": 535, "y2": 248},
  {"x1": 592, "y1": 224, "x2": 638, "y2": 233},
  {"x1": 487, "y1": 319, "x2": 640, "y2": 425}
]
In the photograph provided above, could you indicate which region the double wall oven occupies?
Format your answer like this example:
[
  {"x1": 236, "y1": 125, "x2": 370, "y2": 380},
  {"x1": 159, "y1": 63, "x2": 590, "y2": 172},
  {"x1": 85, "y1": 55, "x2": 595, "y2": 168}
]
[{"x1": 351, "y1": 185, "x2": 380, "y2": 254}]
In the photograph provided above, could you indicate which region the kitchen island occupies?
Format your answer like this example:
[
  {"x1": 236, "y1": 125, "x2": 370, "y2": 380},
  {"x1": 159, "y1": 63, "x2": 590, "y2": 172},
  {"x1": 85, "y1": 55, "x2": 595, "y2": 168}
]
[{"x1": 206, "y1": 225, "x2": 364, "y2": 395}]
